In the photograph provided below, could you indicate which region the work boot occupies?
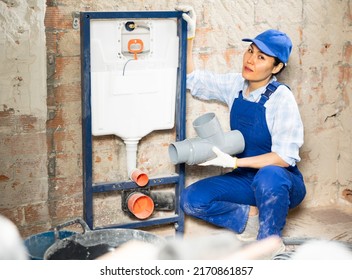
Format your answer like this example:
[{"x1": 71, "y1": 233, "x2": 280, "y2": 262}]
[{"x1": 236, "y1": 214, "x2": 259, "y2": 242}]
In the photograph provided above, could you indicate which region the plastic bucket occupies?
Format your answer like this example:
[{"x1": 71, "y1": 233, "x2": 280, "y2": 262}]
[
  {"x1": 43, "y1": 218, "x2": 166, "y2": 260},
  {"x1": 24, "y1": 230, "x2": 76, "y2": 260}
]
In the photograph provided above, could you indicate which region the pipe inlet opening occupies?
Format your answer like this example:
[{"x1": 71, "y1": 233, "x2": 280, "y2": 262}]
[{"x1": 127, "y1": 193, "x2": 154, "y2": 219}]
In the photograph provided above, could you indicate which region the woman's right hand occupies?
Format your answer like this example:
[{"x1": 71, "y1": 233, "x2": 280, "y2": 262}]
[
  {"x1": 198, "y1": 147, "x2": 238, "y2": 169},
  {"x1": 175, "y1": 5, "x2": 196, "y2": 40}
]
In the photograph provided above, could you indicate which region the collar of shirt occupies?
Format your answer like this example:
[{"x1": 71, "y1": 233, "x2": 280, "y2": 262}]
[{"x1": 242, "y1": 76, "x2": 277, "y2": 102}]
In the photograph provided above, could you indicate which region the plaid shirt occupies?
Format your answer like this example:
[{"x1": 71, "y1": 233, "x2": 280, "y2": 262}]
[{"x1": 187, "y1": 70, "x2": 304, "y2": 166}]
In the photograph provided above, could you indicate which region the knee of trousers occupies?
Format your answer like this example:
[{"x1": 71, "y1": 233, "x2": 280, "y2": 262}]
[
  {"x1": 253, "y1": 165, "x2": 291, "y2": 194},
  {"x1": 180, "y1": 186, "x2": 210, "y2": 216}
]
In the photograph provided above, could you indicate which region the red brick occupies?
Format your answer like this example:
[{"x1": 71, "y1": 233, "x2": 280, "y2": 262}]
[
  {"x1": 1, "y1": 179, "x2": 48, "y2": 206},
  {"x1": 19, "y1": 115, "x2": 38, "y2": 133},
  {"x1": 0, "y1": 108, "x2": 16, "y2": 126},
  {"x1": 9, "y1": 133, "x2": 47, "y2": 157},
  {"x1": 57, "y1": 30, "x2": 80, "y2": 57},
  {"x1": 0, "y1": 207, "x2": 25, "y2": 227},
  {"x1": 45, "y1": 32, "x2": 59, "y2": 54},
  {"x1": 24, "y1": 203, "x2": 50, "y2": 224},
  {"x1": 48, "y1": 176, "x2": 82, "y2": 199},
  {"x1": 55, "y1": 153, "x2": 82, "y2": 177},
  {"x1": 49, "y1": 196, "x2": 83, "y2": 223},
  {"x1": 13, "y1": 156, "x2": 47, "y2": 180},
  {"x1": 46, "y1": 107, "x2": 64, "y2": 130},
  {"x1": 52, "y1": 130, "x2": 65, "y2": 152},
  {"x1": 45, "y1": 6, "x2": 72, "y2": 30},
  {"x1": 54, "y1": 83, "x2": 81, "y2": 103},
  {"x1": 54, "y1": 56, "x2": 81, "y2": 83},
  {"x1": 20, "y1": 223, "x2": 52, "y2": 239}
]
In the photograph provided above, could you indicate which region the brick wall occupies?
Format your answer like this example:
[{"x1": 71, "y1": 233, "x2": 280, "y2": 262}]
[
  {"x1": 0, "y1": 0, "x2": 49, "y2": 237},
  {"x1": 0, "y1": 0, "x2": 351, "y2": 238}
]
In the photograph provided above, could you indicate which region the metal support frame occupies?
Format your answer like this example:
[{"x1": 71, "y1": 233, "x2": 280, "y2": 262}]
[{"x1": 80, "y1": 11, "x2": 187, "y2": 234}]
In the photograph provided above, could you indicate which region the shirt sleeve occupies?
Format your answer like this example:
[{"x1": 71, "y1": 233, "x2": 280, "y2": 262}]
[
  {"x1": 186, "y1": 70, "x2": 244, "y2": 108},
  {"x1": 268, "y1": 86, "x2": 304, "y2": 166},
  {"x1": 187, "y1": 71, "x2": 304, "y2": 166}
]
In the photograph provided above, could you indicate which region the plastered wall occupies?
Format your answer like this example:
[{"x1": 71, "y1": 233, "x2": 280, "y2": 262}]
[
  {"x1": 0, "y1": 0, "x2": 351, "y2": 238},
  {"x1": 0, "y1": 0, "x2": 49, "y2": 235}
]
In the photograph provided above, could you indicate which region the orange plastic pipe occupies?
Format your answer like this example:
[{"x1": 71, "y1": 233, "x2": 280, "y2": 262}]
[
  {"x1": 127, "y1": 192, "x2": 154, "y2": 219},
  {"x1": 129, "y1": 168, "x2": 149, "y2": 187}
]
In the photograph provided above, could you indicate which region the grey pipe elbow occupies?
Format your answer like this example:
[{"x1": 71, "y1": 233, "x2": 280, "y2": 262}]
[{"x1": 168, "y1": 112, "x2": 245, "y2": 165}]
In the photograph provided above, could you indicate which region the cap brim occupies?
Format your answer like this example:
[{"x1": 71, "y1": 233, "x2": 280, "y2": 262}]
[{"x1": 242, "y1": 38, "x2": 277, "y2": 58}]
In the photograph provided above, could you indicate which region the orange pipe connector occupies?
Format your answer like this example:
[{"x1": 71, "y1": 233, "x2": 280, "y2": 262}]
[
  {"x1": 127, "y1": 192, "x2": 154, "y2": 219},
  {"x1": 129, "y1": 168, "x2": 149, "y2": 187}
]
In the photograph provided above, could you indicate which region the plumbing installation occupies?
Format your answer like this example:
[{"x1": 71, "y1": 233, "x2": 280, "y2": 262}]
[
  {"x1": 124, "y1": 190, "x2": 176, "y2": 219},
  {"x1": 169, "y1": 112, "x2": 245, "y2": 165},
  {"x1": 81, "y1": 11, "x2": 187, "y2": 228},
  {"x1": 90, "y1": 18, "x2": 179, "y2": 178}
]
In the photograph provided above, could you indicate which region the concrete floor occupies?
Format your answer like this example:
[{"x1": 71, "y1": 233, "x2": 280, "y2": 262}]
[
  {"x1": 182, "y1": 204, "x2": 352, "y2": 242},
  {"x1": 172, "y1": 204, "x2": 352, "y2": 259},
  {"x1": 146, "y1": 202, "x2": 352, "y2": 260},
  {"x1": 283, "y1": 205, "x2": 352, "y2": 243}
]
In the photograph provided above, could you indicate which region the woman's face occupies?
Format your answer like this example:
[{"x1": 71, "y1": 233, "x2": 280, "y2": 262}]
[{"x1": 242, "y1": 44, "x2": 282, "y2": 88}]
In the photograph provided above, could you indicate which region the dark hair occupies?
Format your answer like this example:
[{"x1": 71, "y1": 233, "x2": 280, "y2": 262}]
[{"x1": 274, "y1": 57, "x2": 285, "y2": 75}]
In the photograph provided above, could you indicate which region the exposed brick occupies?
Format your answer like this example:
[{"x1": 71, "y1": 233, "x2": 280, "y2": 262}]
[
  {"x1": 54, "y1": 56, "x2": 81, "y2": 83},
  {"x1": 52, "y1": 130, "x2": 65, "y2": 152},
  {"x1": 49, "y1": 127, "x2": 80, "y2": 154},
  {"x1": 0, "y1": 110, "x2": 16, "y2": 134},
  {"x1": 46, "y1": 0, "x2": 58, "y2": 7},
  {"x1": 23, "y1": 202, "x2": 50, "y2": 224},
  {"x1": 46, "y1": 85, "x2": 56, "y2": 107},
  {"x1": 0, "y1": 207, "x2": 25, "y2": 227},
  {"x1": 48, "y1": 176, "x2": 82, "y2": 199},
  {"x1": 45, "y1": 31, "x2": 59, "y2": 55},
  {"x1": 20, "y1": 223, "x2": 52, "y2": 239},
  {"x1": 13, "y1": 156, "x2": 47, "y2": 180},
  {"x1": 46, "y1": 107, "x2": 64, "y2": 130},
  {"x1": 55, "y1": 152, "x2": 82, "y2": 177},
  {"x1": 0, "y1": 179, "x2": 48, "y2": 207},
  {"x1": 45, "y1": 6, "x2": 72, "y2": 30},
  {"x1": 53, "y1": 83, "x2": 81, "y2": 103},
  {"x1": 9, "y1": 133, "x2": 47, "y2": 157},
  {"x1": 49, "y1": 195, "x2": 83, "y2": 224},
  {"x1": 2, "y1": 0, "x2": 352, "y2": 240},
  {"x1": 57, "y1": 30, "x2": 80, "y2": 57},
  {"x1": 19, "y1": 115, "x2": 38, "y2": 133},
  {"x1": 0, "y1": 153, "x2": 14, "y2": 182}
]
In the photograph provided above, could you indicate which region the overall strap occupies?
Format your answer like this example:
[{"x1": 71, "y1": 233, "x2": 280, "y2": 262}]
[
  {"x1": 238, "y1": 90, "x2": 244, "y2": 99},
  {"x1": 258, "y1": 81, "x2": 289, "y2": 105}
]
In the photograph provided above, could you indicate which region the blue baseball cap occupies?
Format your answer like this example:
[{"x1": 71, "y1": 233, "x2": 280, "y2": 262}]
[{"x1": 242, "y1": 29, "x2": 292, "y2": 65}]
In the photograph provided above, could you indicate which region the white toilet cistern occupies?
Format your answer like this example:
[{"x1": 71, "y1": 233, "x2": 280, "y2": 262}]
[{"x1": 90, "y1": 19, "x2": 179, "y2": 186}]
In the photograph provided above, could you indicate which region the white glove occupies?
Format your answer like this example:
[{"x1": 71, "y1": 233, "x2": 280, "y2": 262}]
[
  {"x1": 199, "y1": 147, "x2": 238, "y2": 169},
  {"x1": 175, "y1": 5, "x2": 196, "y2": 39}
]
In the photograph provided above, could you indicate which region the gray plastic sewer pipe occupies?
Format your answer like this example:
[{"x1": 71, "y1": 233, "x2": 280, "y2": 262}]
[{"x1": 168, "y1": 112, "x2": 245, "y2": 165}]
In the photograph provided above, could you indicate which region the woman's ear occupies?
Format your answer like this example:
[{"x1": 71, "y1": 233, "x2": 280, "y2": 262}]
[{"x1": 272, "y1": 62, "x2": 284, "y2": 75}]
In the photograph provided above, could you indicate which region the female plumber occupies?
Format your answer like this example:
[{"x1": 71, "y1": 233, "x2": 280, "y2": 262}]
[{"x1": 177, "y1": 6, "x2": 306, "y2": 248}]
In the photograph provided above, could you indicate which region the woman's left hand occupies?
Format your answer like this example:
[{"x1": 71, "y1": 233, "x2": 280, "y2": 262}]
[{"x1": 198, "y1": 147, "x2": 238, "y2": 169}]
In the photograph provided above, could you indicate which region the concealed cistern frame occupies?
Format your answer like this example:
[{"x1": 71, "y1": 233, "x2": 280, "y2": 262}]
[{"x1": 81, "y1": 11, "x2": 187, "y2": 232}]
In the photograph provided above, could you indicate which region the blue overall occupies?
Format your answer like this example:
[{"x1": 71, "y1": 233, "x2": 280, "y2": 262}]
[{"x1": 181, "y1": 82, "x2": 306, "y2": 240}]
